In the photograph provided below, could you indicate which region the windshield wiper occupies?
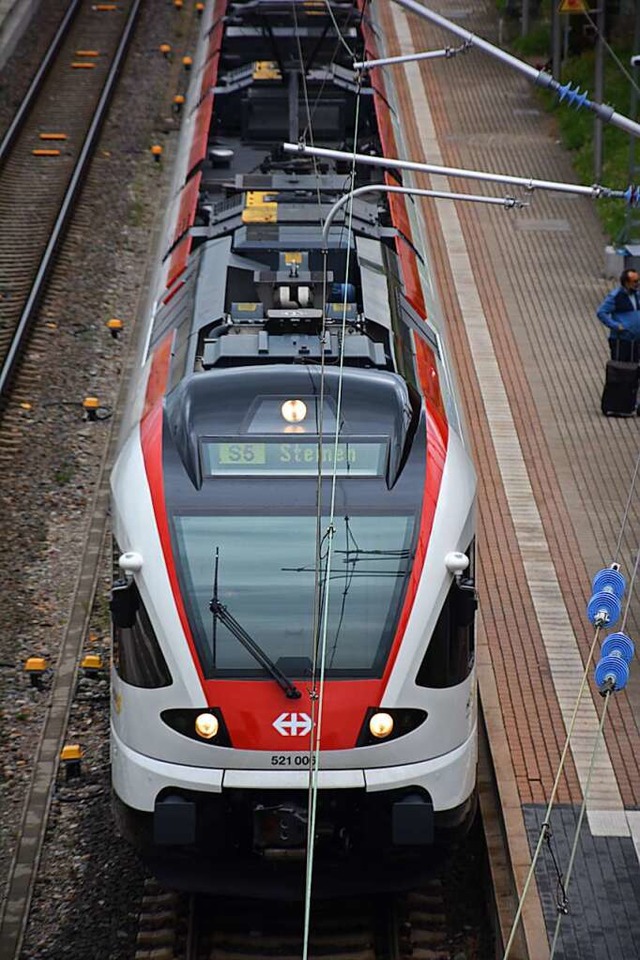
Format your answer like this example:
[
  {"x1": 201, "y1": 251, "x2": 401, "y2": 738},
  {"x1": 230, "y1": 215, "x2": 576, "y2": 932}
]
[{"x1": 210, "y1": 548, "x2": 301, "y2": 700}]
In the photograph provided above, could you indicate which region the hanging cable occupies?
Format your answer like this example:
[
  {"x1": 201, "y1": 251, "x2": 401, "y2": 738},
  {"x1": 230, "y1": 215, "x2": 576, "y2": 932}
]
[
  {"x1": 548, "y1": 691, "x2": 614, "y2": 958},
  {"x1": 614, "y1": 450, "x2": 640, "y2": 560},
  {"x1": 302, "y1": 74, "x2": 364, "y2": 960},
  {"x1": 502, "y1": 572, "x2": 633, "y2": 957},
  {"x1": 501, "y1": 620, "x2": 605, "y2": 959},
  {"x1": 292, "y1": 1, "x2": 325, "y2": 222},
  {"x1": 582, "y1": 10, "x2": 640, "y2": 99},
  {"x1": 323, "y1": 0, "x2": 356, "y2": 59},
  {"x1": 503, "y1": 448, "x2": 640, "y2": 957},
  {"x1": 622, "y1": 546, "x2": 639, "y2": 633},
  {"x1": 295, "y1": 1, "x2": 361, "y2": 167},
  {"x1": 288, "y1": 0, "x2": 333, "y2": 715}
]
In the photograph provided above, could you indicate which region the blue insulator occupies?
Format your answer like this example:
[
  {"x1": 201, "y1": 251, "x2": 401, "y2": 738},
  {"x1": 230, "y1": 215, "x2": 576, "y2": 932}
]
[
  {"x1": 572, "y1": 88, "x2": 589, "y2": 110},
  {"x1": 586, "y1": 591, "x2": 621, "y2": 625},
  {"x1": 591, "y1": 568, "x2": 626, "y2": 600},
  {"x1": 623, "y1": 185, "x2": 640, "y2": 208},
  {"x1": 556, "y1": 82, "x2": 591, "y2": 110},
  {"x1": 594, "y1": 656, "x2": 630, "y2": 691},
  {"x1": 601, "y1": 632, "x2": 635, "y2": 664}
]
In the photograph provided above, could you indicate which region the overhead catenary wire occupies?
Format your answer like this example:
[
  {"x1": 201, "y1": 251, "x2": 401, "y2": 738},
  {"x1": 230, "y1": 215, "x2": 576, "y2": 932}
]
[
  {"x1": 296, "y1": 0, "x2": 358, "y2": 730},
  {"x1": 616, "y1": 451, "x2": 640, "y2": 635},
  {"x1": 291, "y1": 0, "x2": 359, "y2": 721},
  {"x1": 290, "y1": 0, "x2": 337, "y2": 709},
  {"x1": 291, "y1": 0, "x2": 358, "y2": 712},
  {"x1": 292, "y1": 0, "x2": 325, "y2": 221},
  {"x1": 548, "y1": 692, "x2": 614, "y2": 959},
  {"x1": 622, "y1": 546, "x2": 640, "y2": 633},
  {"x1": 301, "y1": 18, "x2": 365, "y2": 960},
  {"x1": 302, "y1": 102, "x2": 363, "y2": 960},
  {"x1": 322, "y1": 0, "x2": 356, "y2": 60},
  {"x1": 501, "y1": 620, "x2": 606, "y2": 960},
  {"x1": 299, "y1": 2, "x2": 359, "y2": 147},
  {"x1": 581, "y1": 8, "x2": 640, "y2": 100},
  {"x1": 614, "y1": 450, "x2": 640, "y2": 561}
]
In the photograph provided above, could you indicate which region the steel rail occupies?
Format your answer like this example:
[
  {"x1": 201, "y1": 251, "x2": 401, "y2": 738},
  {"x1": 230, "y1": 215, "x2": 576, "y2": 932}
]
[
  {"x1": 0, "y1": 0, "x2": 82, "y2": 166},
  {"x1": 0, "y1": 4, "x2": 143, "y2": 954},
  {"x1": 0, "y1": 0, "x2": 143, "y2": 401}
]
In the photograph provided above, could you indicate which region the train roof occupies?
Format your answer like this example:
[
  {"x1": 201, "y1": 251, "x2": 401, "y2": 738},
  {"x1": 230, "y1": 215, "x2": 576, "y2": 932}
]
[{"x1": 133, "y1": 0, "x2": 454, "y2": 457}]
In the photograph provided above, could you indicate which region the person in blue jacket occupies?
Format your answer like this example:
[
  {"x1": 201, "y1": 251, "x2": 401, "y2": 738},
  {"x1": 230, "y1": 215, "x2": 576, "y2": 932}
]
[{"x1": 596, "y1": 268, "x2": 640, "y2": 362}]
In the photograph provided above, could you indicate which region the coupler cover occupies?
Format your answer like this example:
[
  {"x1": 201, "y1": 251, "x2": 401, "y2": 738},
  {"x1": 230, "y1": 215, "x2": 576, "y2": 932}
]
[
  {"x1": 392, "y1": 793, "x2": 434, "y2": 846},
  {"x1": 154, "y1": 795, "x2": 197, "y2": 846}
]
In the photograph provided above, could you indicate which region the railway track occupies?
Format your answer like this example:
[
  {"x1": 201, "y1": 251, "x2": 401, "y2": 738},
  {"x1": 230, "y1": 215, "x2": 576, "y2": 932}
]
[
  {"x1": 0, "y1": 0, "x2": 141, "y2": 402},
  {"x1": 0, "y1": 2, "x2": 200, "y2": 956},
  {"x1": 134, "y1": 879, "x2": 454, "y2": 960},
  {"x1": 130, "y1": 767, "x2": 502, "y2": 960}
]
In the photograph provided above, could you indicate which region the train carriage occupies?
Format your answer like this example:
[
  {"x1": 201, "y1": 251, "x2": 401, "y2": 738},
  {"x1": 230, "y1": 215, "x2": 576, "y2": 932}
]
[{"x1": 110, "y1": 0, "x2": 478, "y2": 895}]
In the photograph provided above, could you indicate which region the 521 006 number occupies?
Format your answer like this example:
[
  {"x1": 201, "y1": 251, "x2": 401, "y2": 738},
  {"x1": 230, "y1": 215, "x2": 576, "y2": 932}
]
[{"x1": 271, "y1": 754, "x2": 316, "y2": 767}]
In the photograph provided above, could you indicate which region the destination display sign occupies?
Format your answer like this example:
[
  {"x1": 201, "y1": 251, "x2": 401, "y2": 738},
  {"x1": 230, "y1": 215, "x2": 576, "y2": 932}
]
[{"x1": 201, "y1": 438, "x2": 386, "y2": 477}]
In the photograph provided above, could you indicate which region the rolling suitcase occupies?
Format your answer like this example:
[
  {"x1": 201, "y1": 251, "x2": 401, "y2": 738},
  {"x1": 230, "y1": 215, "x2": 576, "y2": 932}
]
[{"x1": 600, "y1": 359, "x2": 639, "y2": 417}]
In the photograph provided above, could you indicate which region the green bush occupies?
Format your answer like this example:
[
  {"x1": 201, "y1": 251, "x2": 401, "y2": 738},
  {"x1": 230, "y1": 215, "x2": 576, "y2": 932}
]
[
  {"x1": 541, "y1": 48, "x2": 637, "y2": 242},
  {"x1": 510, "y1": 24, "x2": 551, "y2": 57}
]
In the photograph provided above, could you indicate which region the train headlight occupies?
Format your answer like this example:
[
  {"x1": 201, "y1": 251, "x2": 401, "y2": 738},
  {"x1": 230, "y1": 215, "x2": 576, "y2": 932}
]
[
  {"x1": 162, "y1": 708, "x2": 231, "y2": 746},
  {"x1": 357, "y1": 708, "x2": 427, "y2": 746},
  {"x1": 281, "y1": 399, "x2": 307, "y2": 423},
  {"x1": 195, "y1": 713, "x2": 219, "y2": 740},
  {"x1": 369, "y1": 712, "x2": 394, "y2": 739}
]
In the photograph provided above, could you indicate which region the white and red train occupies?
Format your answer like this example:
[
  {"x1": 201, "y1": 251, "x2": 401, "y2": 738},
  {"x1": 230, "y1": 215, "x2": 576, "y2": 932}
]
[{"x1": 110, "y1": 0, "x2": 478, "y2": 895}]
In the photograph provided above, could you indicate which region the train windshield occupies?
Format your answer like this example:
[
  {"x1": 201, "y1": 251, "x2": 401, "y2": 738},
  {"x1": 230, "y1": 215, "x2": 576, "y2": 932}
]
[{"x1": 171, "y1": 513, "x2": 415, "y2": 679}]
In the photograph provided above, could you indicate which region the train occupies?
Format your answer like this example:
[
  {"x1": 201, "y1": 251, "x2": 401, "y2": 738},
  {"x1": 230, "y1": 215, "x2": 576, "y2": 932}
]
[{"x1": 109, "y1": 0, "x2": 478, "y2": 896}]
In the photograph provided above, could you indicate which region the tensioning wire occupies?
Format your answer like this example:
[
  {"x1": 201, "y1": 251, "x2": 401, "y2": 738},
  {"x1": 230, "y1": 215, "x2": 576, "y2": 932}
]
[
  {"x1": 548, "y1": 691, "x2": 613, "y2": 958},
  {"x1": 504, "y1": 451, "x2": 640, "y2": 957},
  {"x1": 614, "y1": 450, "x2": 639, "y2": 561},
  {"x1": 292, "y1": 0, "x2": 325, "y2": 221},
  {"x1": 302, "y1": 70, "x2": 364, "y2": 960},
  {"x1": 582, "y1": 9, "x2": 640, "y2": 99},
  {"x1": 323, "y1": 0, "x2": 356, "y2": 58},
  {"x1": 502, "y1": 619, "x2": 606, "y2": 960},
  {"x1": 504, "y1": 463, "x2": 640, "y2": 955},
  {"x1": 621, "y1": 546, "x2": 639, "y2": 633}
]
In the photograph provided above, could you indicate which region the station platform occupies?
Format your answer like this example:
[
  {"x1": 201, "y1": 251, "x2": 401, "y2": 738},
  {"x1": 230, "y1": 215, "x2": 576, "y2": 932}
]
[{"x1": 375, "y1": 2, "x2": 640, "y2": 958}]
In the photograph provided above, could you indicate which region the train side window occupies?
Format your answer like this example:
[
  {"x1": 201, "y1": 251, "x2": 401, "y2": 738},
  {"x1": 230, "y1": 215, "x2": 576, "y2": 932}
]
[
  {"x1": 415, "y1": 545, "x2": 477, "y2": 689},
  {"x1": 111, "y1": 580, "x2": 172, "y2": 689}
]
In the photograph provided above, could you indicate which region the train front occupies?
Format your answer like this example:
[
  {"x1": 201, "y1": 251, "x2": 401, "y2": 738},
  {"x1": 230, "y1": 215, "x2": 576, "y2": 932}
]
[
  {"x1": 109, "y1": 0, "x2": 477, "y2": 896},
  {"x1": 110, "y1": 351, "x2": 477, "y2": 895}
]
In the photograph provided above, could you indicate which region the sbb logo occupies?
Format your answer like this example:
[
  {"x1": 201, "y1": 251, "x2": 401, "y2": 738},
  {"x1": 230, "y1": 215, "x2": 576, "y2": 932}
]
[{"x1": 272, "y1": 712, "x2": 312, "y2": 736}]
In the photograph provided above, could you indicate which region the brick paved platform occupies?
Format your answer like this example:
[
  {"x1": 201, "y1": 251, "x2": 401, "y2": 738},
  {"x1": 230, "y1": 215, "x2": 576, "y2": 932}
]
[{"x1": 374, "y1": 2, "x2": 640, "y2": 958}]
